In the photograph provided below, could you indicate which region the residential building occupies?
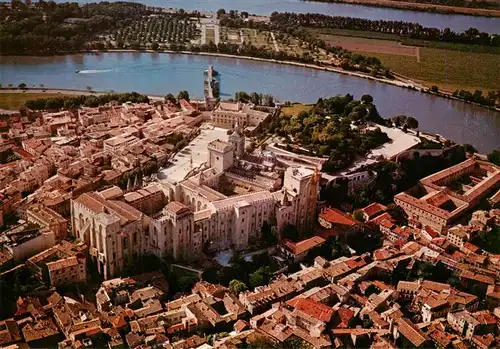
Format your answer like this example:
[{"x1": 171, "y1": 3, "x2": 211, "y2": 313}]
[
  {"x1": 395, "y1": 157, "x2": 500, "y2": 233},
  {"x1": 26, "y1": 204, "x2": 68, "y2": 241}
]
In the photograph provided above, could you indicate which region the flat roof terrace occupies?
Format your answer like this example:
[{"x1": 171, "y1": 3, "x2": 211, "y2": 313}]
[{"x1": 158, "y1": 124, "x2": 229, "y2": 184}]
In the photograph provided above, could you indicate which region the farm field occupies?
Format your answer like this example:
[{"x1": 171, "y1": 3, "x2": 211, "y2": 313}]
[
  {"x1": 0, "y1": 93, "x2": 73, "y2": 110},
  {"x1": 316, "y1": 34, "x2": 419, "y2": 57},
  {"x1": 356, "y1": 47, "x2": 500, "y2": 92},
  {"x1": 309, "y1": 28, "x2": 500, "y2": 54},
  {"x1": 309, "y1": 28, "x2": 499, "y2": 92}
]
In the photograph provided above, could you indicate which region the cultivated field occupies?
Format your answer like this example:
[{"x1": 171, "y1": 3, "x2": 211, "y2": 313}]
[
  {"x1": 357, "y1": 48, "x2": 500, "y2": 92},
  {"x1": 317, "y1": 34, "x2": 419, "y2": 57},
  {"x1": 309, "y1": 28, "x2": 500, "y2": 91}
]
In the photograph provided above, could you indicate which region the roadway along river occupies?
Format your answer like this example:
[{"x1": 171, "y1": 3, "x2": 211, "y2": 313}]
[
  {"x1": 0, "y1": 53, "x2": 499, "y2": 152},
  {"x1": 54, "y1": 0, "x2": 500, "y2": 33}
]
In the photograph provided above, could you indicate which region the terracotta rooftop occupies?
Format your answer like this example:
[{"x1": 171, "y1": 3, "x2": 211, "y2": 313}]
[
  {"x1": 361, "y1": 202, "x2": 387, "y2": 219},
  {"x1": 283, "y1": 236, "x2": 325, "y2": 256},
  {"x1": 333, "y1": 307, "x2": 355, "y2": 329},
  {"x1": 319, "y1": 207, "x2": 357, "y2": 227},
  {"x1": 460, "y1": 270, "x2": 495, "y2": 285},
  {"x1": 47, "y1": 255, "x2": 79, "y2": 272},
  {"x1": 395, "y1": 317, "x2": 429, "y2": 347},
  {"x1": 286, "y1": 298, "x2": 333, "y2": 323},
  {"x1": 368, "y1": 211, "x2": 395, "y2": 225},
  {"x1": 74, "y1": 192, "x2": 142, "y2": 225},
  {"x1": 20, "y1": 317, "x2": 59, "y2": 342},
  {"x1": 0, "y1": 319, "x2": 22, "y2": 346},
  {"x1": 165, "y1": 201, "x2": 191, "y2": 215}
]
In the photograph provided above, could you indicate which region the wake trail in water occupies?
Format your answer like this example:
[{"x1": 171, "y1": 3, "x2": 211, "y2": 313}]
[{"x1": 78, "y1": 69, "x2": 114, "y2": 74}]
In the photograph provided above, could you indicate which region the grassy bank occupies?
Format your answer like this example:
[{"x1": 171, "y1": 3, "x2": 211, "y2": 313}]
[
  {"x1": 357, "y1": 48, "x2": 500, "y2": 92},
  {"x1": 0, "y1": 92, "x2": 73, "y2": 110}
]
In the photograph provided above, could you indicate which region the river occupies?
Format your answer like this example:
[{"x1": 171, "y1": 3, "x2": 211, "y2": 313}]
[
  {"x1": 54, "y1": 0, "x2": 500, "y2": 33},
  {"x1": 0, "y1": 53, "x2": 498, "y2": 152}
]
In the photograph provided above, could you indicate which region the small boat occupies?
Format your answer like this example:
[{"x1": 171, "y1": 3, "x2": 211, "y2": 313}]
[{"x1": 75, "y1": 69, "x2": 80, "y2": 73}]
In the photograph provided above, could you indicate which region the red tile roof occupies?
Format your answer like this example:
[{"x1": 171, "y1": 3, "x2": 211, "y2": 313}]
[
  {"x1": 369, "y1": 212, "x2": 395, "y2": 226},
  {"x1": 320, "y1": 208, "x2": 357, "y2": 226},
  {"x1": 165, "y1": 201, "x2": 191, "y2": 214},
  {"x1": 286, "y1": 298, "x2": 333, "y2": 323},
  {"x1": 423, "y1": 225, "x2": 439, "y2": 238},
  {"x1": 333, "y1": 307, "x2": 355, "y2": 329},
  {"x1": 283, "y1": 236, "x2": 325, "y2": 256},
  {"x1": 361, "y1": 203, "x2": 387, "y2": 219}
]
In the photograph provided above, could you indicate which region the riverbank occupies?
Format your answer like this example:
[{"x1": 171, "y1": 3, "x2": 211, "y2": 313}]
[{"x1": 303, "y1": 0, "x2": 500, "y2": 17}]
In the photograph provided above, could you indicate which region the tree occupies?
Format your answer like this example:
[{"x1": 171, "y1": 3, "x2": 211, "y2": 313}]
[
  {"x1": 151, "y1": 42, "x2": 159, "y2": 50},
  {"x1": 86, "y1": 86, "x2": 93, "y2": 92},
  {"x1": 229, "y1": 279, "x2": 248, "y2": 295},
  {"x1": 281, "y1": 224, "x2": 298, "y2": 242},
  {"x1": 261, "y1": 222, "x2": 277, "y2": 245},
  {"x1": 250, "y1": 92, "x2": 261, "y2": 105},
  {"x1": 177, "y1": 90, "x2": 189, "y2": 101},
  {"x1": 430, "y1": 85, "x2": 439, "y2": 93},
  {"x1": 202, "y1": 266, "x2": 220, "y2": 284},
  {"x1": 131, "y1": 40, "x2": 141, "y2": 50},
  {"x1": 164, "y1": 93, "x2": 176, "y2": 104},
  {"x1": 391, "y1": 115, "x2": 407, "y2": 127},
  {"x1": 462, "y1": 144, "x2": 477, "y2": 154},
  {"x1": 386, "y1": 203, "x2": 408, "y2": 225},
  {"x1": 235, "y1": 91, "x2": 250, "y2": 102},
  {"x1": 405, "y1": 116, "x2": 419, "y2": 129},
  {"x1": 487, "y1": 150, "x2": 500, "y2": 166},
  {"x1": 262, "y1": 94, "x2": 275, "y2": 107},
  {"x1": 177, "y1": 275, "x2": 198, "y2": 293},
  {"x1": 216, "y1": 8, "x2": 226, "y2": 18},
  {"x1": 249, "y1": 267, "x2": 272, "y2": 288},
  {"x1": 361, "y1": 94, "x2": 373, "y2": 104},
  {"x1": 18, "y1": 83, "x2": 27, "y2": 89},
  {"x1": 352, "y1": 209, "x2": 365, "y2": 222}
]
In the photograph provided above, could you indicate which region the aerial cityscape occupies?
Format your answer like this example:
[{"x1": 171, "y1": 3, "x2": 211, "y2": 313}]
[{"x1": 0, "y1": 0, "x2": 499, "y2": 348}]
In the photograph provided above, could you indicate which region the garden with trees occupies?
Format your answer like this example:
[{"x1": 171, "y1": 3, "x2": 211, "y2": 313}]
[{"x1": 268, "y1": 94, "x2": 391, "y2": 172}]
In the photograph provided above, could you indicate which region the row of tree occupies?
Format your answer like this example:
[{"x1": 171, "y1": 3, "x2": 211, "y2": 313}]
[
  {"x1": 452, "y1": 89, "x2": 500, "y2": 107},
  {"x1": 269, "y1": 12, "x2": 500, "y2": 47},
  {"x1": 309, "y1": 0, "x2": 500, "y2": 10},
  {"x1": 24, "y1": 92, "x2": 149, "y2": 110},
  {"x1": 234, "y1": 91, "x2": 275, "y2": 106}
]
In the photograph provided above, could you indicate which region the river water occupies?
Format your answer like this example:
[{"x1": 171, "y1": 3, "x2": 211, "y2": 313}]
[
  {"x1": 54, "y1": 0, "x2": 500, "y2": 33},
  {"x1": 0, "y1": 53, "x2": 498, "y2": 152}
]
